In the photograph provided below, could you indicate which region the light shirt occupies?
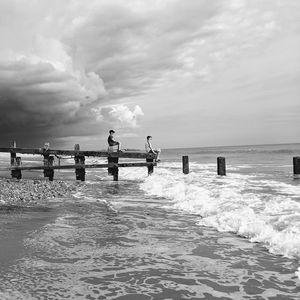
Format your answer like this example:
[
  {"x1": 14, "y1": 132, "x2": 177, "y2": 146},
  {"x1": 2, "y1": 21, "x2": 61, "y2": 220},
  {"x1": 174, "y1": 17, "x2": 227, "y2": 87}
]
[{"x1": 145, "y1": 141, "x2": 152, "y2": 152}]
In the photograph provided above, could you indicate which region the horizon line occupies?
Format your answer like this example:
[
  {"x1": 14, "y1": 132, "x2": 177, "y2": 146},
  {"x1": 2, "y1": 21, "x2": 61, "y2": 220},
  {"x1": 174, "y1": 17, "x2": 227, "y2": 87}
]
[{"x1": 163, "y1": 142, "x2": 300, "y2": 151}]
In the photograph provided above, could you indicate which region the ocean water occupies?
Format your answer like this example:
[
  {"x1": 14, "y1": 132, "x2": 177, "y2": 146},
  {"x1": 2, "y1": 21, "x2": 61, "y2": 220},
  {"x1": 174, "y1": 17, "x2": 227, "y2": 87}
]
[{"x1": 0, "y1": 143, "x2": 300, "y2": 299}]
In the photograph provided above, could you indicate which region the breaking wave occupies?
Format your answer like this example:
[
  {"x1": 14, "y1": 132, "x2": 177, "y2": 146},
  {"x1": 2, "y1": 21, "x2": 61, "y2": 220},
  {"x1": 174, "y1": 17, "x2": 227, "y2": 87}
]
[
  {"x1": 121, "y1": 161, "x2": 300, "y2": 278},
  {"x1": 139, "y1": 163, "x2": 300, "y2": 258}
]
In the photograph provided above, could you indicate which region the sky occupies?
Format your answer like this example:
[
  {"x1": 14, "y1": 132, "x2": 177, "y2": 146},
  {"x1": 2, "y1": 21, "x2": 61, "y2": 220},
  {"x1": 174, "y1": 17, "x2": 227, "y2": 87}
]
[{"x1": 0, "y1": 0, "x2": 299, "y2": 150}]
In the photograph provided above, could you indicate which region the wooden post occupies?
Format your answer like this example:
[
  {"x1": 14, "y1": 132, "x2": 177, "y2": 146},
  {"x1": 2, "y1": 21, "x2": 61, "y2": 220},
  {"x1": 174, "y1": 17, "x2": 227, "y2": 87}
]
[
  {"x1": 217, "y1": 157, "x2": 226, "y2": 176},
  {"x1": 182, "y1": 156, "x2": 189, "y2": 174},
  {"x1": 9, "y1": 140, "x2": 16, "y2": 163},
  {"x1": 293, "y1": 157, "x2": 300, "y2": 179},
  {"x1": 79, "y1": 155, "x2": 85, "y2": 181},
  {"x1": 43, "y1": 142, "x2": 49, "y2": 178},
  {"x1": 113, "y1": 159, "x2": 118, "y2": 181},
  {"x1": 43, "y1": 155, "x2": 54, "y2": 181},
  {"x1": 146, "y1": 158, "x2": 154, "y2": 175},
  {"x1": 108, "y1": 156, "x2": 119, "y2": 181},
  {"x1": 43, "y1": 153, "x2": 50, "y2": 178},
  {"x1": 10, "y1": 141, "x2": 18, "y2": 179},
  {"x1": 108, "y1": 157, "x2": 113, "y2": 175},
  {"x1": 15, "y1": 157, "x2": 22, "y2": 179},
  {"x1": 48, "y1": 156, "x2": 54, "y2": 181},
  {"x1": 74, "y1": 144, "x2": 85, "y2": 181},
  {"x1": 42, "y1": 142, "x2": 54, "y2": 180}
]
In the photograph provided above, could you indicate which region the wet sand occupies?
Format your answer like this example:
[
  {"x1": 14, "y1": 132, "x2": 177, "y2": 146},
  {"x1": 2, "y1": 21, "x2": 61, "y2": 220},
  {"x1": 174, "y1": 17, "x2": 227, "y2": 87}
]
[
  {"x1": 0, "y1": 180, "x2": 299, "y2": 299},
  {"x1": 0, "y1": 179, "x2": 77, "y2": 278}
]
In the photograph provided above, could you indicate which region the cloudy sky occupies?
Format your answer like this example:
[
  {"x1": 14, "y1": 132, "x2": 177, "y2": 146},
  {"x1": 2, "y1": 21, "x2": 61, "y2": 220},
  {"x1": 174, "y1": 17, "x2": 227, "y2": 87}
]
[{"x1": 0, "y1": 0, "x2": 299, "y2": 149}]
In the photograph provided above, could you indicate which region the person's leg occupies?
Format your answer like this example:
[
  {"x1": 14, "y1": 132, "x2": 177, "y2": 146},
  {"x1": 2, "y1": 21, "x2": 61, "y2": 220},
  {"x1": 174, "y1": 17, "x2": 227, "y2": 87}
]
[
  {"x1": 112, "y1": 142, "x2": 119, "y2": 152},
  {"x1": 155, "y1": 149, "x2": 161, "y2": 161},
  {"x1": 108, "y1": 146, "x2": 114, "y2": 153},
  {"x1": 118, "y1": 142, "x2": 122, "y2": 152}
]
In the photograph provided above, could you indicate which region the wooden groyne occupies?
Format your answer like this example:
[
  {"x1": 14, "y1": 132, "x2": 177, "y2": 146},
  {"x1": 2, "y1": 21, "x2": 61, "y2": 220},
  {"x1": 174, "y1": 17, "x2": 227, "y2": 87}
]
[
  {"x1": 182, "y1": 155, "x2": 299, "y2": 179},
  {"x1": 294, "y1": 156, "x2": 300, "y2": 179},
  {"x1": 0, "y1": 142, "x2": 158, "y2": 181}
]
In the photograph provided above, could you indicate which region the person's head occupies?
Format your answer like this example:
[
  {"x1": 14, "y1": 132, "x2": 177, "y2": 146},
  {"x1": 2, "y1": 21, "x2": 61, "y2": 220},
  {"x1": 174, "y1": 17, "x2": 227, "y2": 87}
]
[
  {"x1": 109, "y1": 129, "x2": 115, "y2": 135},
  {"x1": 147, "y1": 135, "x2": 152, "y2": 141}
]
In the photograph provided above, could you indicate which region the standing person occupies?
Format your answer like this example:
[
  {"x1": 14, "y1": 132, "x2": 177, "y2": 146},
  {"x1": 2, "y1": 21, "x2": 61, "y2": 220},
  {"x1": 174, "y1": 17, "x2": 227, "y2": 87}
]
[
  {"x1": 107, "y1": 130, "x2": 122, "y2": 152},
  {"x1": 145, "y1": 136, "x2": 161, "y2": 162}
]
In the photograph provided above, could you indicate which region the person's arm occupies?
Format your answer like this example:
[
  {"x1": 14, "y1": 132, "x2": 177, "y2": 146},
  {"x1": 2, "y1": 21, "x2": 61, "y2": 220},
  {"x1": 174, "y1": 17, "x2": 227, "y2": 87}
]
[
  {"x1": 108, "y1": 136, "x2": 119, "y2": 146},
  {"x1": 148, "y1": 141, "x2": 154, "y2": 152}
]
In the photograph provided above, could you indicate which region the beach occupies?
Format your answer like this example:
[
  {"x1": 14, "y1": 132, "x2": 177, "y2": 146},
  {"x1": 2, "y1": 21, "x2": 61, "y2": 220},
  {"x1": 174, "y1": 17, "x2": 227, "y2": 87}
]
[
  {"x1": 0, "y1": 144, "x2": 300, "y2": 299},
  {"x1": 0, "y1": 0, "x2": 299, "y2": 298},
  {"x1": 0, "y1": 178, "x2": 76, "y2": 207}
]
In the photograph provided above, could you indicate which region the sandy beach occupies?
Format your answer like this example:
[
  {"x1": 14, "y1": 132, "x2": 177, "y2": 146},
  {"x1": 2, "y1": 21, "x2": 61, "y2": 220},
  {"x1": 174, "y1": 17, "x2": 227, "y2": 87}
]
[{"x1": 0, "y1": 179, "x2": 77, "y2": 207}]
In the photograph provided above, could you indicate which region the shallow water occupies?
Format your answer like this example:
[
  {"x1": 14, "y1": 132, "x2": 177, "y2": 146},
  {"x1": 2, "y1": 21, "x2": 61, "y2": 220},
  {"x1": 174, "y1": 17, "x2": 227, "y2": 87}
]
[
  {"x1": 0, "y1": 144, "x2": 300, "y2": 299},
  {"x1": 0, "y1": 180, "x2": 299, "y2": 299}
]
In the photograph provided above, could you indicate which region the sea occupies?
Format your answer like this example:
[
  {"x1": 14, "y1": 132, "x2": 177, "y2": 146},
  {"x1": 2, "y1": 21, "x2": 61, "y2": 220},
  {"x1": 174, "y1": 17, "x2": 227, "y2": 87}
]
[{"x1": 0, "y1": 143, "x2": 300, "y2": 300}]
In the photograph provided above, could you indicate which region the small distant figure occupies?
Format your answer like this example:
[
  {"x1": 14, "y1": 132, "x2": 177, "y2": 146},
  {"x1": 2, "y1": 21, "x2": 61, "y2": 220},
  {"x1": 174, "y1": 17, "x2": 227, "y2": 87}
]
[
  {"x1": 43, "y1": 142, "x2": 50, "y2": 151},
  {"x1": 39, "y1": 142, "x2": 50, "y2": 153},
  {"x1": 107, "y1": 130, "x2": 122, "y2": 152},
  {"x1": 145, "y1": 136, "x2": 161, "y2": 162}
]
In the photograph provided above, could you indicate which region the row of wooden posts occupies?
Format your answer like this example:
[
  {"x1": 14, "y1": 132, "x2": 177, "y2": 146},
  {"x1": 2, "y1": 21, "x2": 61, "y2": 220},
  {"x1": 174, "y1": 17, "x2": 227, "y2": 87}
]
[
  {"x1": 181, "y1": 156, "x2": 226, "y2": 176},
  {"x1": 2, "y1": 142, "x2": 300, "y2": 180},
  {"x1": 0, "y1": 141, "x2": 157, "y2": 181},
  {"x1": 182, "y1": 155, "x2": 300, "y2": 178}
]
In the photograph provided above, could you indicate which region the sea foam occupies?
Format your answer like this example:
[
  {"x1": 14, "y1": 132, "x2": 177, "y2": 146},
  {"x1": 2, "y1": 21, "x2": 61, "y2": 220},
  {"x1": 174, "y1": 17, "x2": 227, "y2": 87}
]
[
  {"x1": 132, "y1": 163, "x2": 300, "y2": 262},
  {"x1": 296, "y1": 267, "x2": 300, "y2": 280}
]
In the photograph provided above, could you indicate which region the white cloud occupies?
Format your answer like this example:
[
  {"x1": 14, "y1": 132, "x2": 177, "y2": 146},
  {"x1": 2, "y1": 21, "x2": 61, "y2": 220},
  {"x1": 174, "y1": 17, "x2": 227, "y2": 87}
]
[{"x1": 99, "y1": 104, "x2": 144, "y2": 128}]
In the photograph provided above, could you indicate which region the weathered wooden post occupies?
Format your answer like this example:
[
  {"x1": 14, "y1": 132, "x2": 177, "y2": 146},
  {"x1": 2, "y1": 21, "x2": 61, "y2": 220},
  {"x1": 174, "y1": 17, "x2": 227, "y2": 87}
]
[
  {"x1": 113, "y1": 159, "x2": 119, "y2": 181},
  {"x1": 43, "y1": 155, "x2": 54, "y2": 181},
  {"x1": 43, "y1": 153, "x2": 54, "y2": 181},
  {"x1": 146, "y1": 157, "x2": 154, "y2": 175},
  {"x1": 217, "y1": 157, "x2": 226, "y2": 176},
  {"x1": 42, "y1": 142, "x2": 54, "y2": 180},
  {"x1": 15, "y1": 157, "x2": 22, "y2": 179},
  {"x1": 48, "y1": 156, "x2": 54, "y2": 181},
  {"x1": 108, "y1": 156, "x2": 119, "y2": 181},
  {"x1": 74, "y1": 144, "x2": 85, "y2": 181},
  {"x1": 182, "y1": 156, "x2": 189, "y2": 174},
  {"x1": 293, "y1": 157, "x2": 300, "y2": 179},
  {"x1": 9, "y1": 140, "x2": 16, "y2": 164},
  {"x1": 43, "y1": 153, "x2": 49, "y2": 178},
  {"x1": 108, "y1": 157, "x2": 113, "y2": 176},
  {"x1": 10, "y1": 141, "x2": 18, "y2": 179},
  {"x1": 43, "y1": 142, "x2": 49, "y2": 179}
]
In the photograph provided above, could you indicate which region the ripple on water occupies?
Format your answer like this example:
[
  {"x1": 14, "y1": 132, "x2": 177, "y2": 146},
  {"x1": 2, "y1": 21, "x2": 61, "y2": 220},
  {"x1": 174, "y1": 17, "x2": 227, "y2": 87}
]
[{"x1": 0, "y1": 183, "x2": 299, "y2": 299}]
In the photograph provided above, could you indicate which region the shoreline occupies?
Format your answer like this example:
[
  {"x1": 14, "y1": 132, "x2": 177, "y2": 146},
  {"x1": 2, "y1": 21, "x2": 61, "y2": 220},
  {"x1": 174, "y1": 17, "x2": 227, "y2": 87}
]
[{"x1": 0, "y1": 175, "x2": 299, "y2": 298}]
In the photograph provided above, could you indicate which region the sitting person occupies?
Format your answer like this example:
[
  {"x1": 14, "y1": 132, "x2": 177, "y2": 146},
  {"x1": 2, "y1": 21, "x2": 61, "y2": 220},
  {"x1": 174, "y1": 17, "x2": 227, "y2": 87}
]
[
  {"x1": 145, "y1": 135, "x2": 161, "y2": 162},
  {"x1": 107, "y1": 129, "x2": 122, "y2": 152}
]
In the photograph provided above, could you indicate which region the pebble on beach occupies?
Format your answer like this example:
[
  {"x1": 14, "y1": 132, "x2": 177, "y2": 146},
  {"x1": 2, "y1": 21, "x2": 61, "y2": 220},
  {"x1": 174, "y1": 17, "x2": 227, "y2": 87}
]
[{"x1": 0, "y1": 179, "x2": 77, "y2": 206}]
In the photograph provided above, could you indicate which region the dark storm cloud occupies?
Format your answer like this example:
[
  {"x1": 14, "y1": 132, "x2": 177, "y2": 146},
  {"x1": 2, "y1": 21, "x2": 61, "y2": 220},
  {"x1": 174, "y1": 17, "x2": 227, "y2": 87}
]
[
  {"x1": 0, "y1": 0, "x2": 221, "y2": 146},
  {"x1": 0, "y1": 57, "x2": 105, "y2": 147}
]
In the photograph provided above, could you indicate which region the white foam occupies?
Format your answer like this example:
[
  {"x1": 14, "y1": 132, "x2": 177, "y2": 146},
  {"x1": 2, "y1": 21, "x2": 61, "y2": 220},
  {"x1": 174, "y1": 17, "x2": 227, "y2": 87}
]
[
  {"x1": 135, "y1": 165, "x2": 300, "y2": 262},
  {"x1": 257, "y1": 179, "x2": 300, "y2": 197},
  {"x1": 296, "y1": 267, "x2": 300, "y2": 280}
]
